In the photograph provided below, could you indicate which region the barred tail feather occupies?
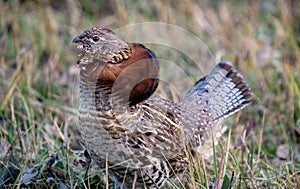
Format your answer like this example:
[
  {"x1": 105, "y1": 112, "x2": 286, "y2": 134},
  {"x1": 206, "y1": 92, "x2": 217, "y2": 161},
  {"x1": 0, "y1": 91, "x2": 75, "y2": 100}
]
[{"x1": 185, "y1": 61, "x2": 253, "y2": 122}]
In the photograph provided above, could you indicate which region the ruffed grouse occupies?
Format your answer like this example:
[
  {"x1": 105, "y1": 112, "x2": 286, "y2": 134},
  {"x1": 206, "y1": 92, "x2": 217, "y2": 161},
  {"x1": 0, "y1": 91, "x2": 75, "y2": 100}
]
[{"x1": 73, "y1": 27, "x2": 253, "y2": 188}]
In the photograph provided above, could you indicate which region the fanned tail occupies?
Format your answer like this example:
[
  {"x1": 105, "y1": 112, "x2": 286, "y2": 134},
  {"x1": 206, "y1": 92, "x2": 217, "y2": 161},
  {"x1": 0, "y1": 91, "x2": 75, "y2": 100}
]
[
  {"x1": 178, "y1": 61, "x2": 253, "y2": 157},
  {"x1": 184, "y1": 61, "x2": 253, "y2": 122}
]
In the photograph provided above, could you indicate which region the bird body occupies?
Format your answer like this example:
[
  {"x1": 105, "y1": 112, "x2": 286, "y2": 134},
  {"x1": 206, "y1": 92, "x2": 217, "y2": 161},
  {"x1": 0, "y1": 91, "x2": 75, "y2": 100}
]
[{"x1": 73, "y1": 27, "x2": 253, "y2": 188}]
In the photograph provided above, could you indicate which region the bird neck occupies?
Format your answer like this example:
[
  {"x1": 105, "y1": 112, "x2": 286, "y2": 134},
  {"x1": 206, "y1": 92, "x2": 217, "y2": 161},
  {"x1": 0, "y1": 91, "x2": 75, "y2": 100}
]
[{"x1": 79, "y1": 62, "x2": 121, "y2": 113}]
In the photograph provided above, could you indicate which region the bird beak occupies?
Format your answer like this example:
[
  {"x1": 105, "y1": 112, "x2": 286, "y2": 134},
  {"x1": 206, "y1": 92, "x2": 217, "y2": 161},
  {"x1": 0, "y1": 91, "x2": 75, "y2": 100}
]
[{"x1": 72, "y1": 36, "x2": 81, "y2": 43}]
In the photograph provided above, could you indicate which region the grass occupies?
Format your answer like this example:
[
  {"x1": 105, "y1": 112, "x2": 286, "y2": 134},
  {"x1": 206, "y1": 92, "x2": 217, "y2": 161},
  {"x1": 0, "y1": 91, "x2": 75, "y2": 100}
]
[{"x1": 0, "y1": 0, "x2": 299, "y2": 188}]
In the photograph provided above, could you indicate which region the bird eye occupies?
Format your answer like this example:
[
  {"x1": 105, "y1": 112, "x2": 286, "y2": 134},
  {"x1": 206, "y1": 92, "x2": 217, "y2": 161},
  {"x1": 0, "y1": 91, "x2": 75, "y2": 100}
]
[{"x1": 92, "y1": 35, "x2": 100, "y2": 42}]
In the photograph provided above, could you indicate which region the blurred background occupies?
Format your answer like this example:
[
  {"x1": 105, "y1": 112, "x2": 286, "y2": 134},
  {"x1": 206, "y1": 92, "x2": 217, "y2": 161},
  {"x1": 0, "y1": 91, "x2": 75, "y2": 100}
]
[{"x1": 0, "y1": 0, "x2": 299, "y2": 188}]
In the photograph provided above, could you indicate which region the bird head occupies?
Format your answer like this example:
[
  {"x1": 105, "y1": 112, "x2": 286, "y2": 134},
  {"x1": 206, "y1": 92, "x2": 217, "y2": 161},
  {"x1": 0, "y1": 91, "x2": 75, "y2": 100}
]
[{"x1": 73, "y1": 27, "x2": 132, "y2": 66}]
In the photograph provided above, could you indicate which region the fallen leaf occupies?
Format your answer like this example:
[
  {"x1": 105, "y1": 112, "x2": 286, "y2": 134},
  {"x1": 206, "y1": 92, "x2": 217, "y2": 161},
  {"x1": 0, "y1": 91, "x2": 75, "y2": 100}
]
[
  {"x1": 235, "y1": 123, "x2": 254, "y2": 148},
  {"x1": 245, "y1": 122, "x2": 254, "y2": 138},
  {"x1": 51, "y1": 167, "x2": 66, "y2": 180},
  {"x1": 20, "y1": 168, "x2": 38, "y2": 185},
  {"x1": 46, "y1": 153, "x2": 58, "y2": 168},
  {"x1": 276, "y1": 144, "x2": 289, "y2": 159},
  {"x1": 235, "y1": 137, "x2": 243, "y2": 148},
  {"x1": 46, "y1": 177, "x2": 56, "y2": 184},
  {"x1": 79, "y1": 150, "x2": 91, "y2": 168},
  {"x1": 59, "y1": 182, "x2": 68, "y2": 189}
]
